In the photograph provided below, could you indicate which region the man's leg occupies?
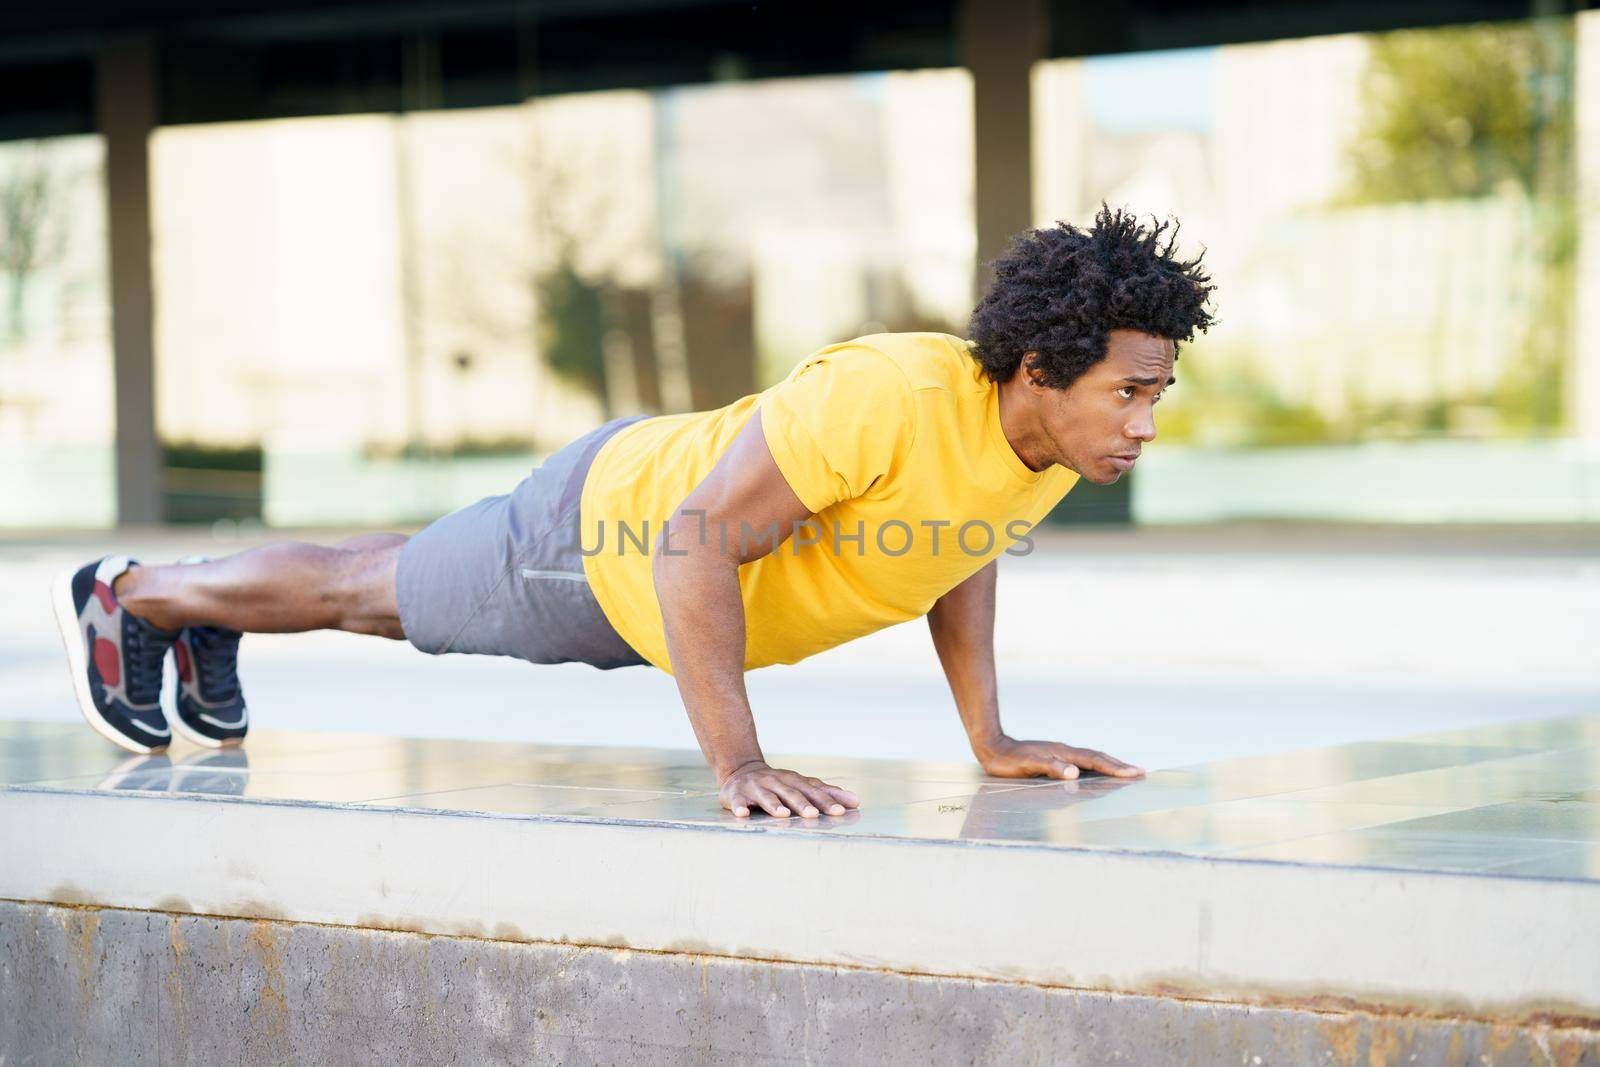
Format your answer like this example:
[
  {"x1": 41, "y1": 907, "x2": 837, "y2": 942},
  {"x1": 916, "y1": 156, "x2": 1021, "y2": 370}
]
[{"x1": 112, "y1": 533, "x2": 409, "y2": 639}]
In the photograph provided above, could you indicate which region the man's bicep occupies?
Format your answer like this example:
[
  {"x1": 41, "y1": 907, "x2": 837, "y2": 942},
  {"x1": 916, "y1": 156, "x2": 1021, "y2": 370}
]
[{"x1": 674, "y1": 410, "x2": 816, "y2": 565}]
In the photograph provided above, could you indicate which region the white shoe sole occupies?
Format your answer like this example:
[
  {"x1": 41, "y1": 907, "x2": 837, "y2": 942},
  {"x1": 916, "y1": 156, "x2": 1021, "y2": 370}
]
[
  {"x1": 51, "y1": 565, "x2": 165, "y2": 756},
  {"x1": 169, "y1": 703, "x2": 241, "y2": 749}
]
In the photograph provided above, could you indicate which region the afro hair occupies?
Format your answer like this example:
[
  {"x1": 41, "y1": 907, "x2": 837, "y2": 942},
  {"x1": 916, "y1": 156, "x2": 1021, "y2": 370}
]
[{"x1": 967, "y1": 205, "x2": 1215, "y2": 388}]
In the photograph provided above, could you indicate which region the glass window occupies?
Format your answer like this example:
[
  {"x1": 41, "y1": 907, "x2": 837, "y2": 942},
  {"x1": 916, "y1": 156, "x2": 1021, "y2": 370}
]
[
  {"x1": 0, "y1": 135, "x2": 113, "y2": 529},
  {"x1": 1035, "y1": 17, "x2": 1597, "y2": 522},
  {"x1": 149, "y1": 70, "x2": 975, "y2": 527}
]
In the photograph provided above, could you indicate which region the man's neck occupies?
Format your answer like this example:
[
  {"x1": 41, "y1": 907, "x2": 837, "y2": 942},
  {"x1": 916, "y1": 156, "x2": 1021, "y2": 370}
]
[{"x1": 996, "y1": 375, "x2": 1052, "y2": 473}]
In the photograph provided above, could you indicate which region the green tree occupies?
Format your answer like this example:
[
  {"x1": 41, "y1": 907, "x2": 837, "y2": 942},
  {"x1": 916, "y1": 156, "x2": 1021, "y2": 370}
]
[
  {"x1": 535, "y1": 258, "x2": 611, "y2": 409},
  {"x1": 1342, "y1": 22, "x2": 1571, "y2": 204},
  {"x1": 0, "y1": 149, "x2": 62, "y2": 347},
  {"x1": 1340, "y1": 19, "x2": 1575, "y2": 435}
]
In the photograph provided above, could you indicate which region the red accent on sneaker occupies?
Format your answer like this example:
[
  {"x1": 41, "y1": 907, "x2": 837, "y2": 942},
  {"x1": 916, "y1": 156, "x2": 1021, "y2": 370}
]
[
  {"x1": 94, "y1": 636, "x2": 121, "y2": 687},
  {"x1": 93, "y1": 580, "x2": 117, "y2": 613},
  {"x1": 175, "y1": 638, "x2": 192, "y2": 683}
]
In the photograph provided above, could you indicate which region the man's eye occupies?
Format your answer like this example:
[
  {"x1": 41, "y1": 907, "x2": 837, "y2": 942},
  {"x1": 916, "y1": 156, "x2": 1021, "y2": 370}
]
[
  {"x1": 1152, "y1": 393, "x2": 1163, "y2": 405},
  {"x1": 1117, "y1": 386, "x2": 1135, "y2": 399}
]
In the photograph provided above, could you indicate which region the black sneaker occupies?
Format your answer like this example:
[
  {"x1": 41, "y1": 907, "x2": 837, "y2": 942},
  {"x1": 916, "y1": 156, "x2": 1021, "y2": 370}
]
[
  {"x1": 52, "y1": 556, "x2": 180, "y2": 754},
  {"x1": 171, "y1": 625, "x2": 249, "y2": 747}
]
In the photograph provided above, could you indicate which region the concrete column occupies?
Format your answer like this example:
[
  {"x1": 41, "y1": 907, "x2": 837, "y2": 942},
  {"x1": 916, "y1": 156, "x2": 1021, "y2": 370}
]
[
  {"x1": 97, "y1": 33, "x2": 162, "y2": 524},
  {"x1": 960, "y1": 0, "x2": 1048, "y2": 298}
]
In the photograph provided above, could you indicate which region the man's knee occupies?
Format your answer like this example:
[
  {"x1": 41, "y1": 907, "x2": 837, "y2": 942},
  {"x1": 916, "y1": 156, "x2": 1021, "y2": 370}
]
[{"x1": 328, "y1": 541, "x2": 405, "y2": 628}]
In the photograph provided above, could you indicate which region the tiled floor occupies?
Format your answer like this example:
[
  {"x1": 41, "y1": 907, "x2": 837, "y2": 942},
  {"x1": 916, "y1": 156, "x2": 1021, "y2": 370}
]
[{"x1": 3, "y1": 715, "x2": 1598, "y2": 880}]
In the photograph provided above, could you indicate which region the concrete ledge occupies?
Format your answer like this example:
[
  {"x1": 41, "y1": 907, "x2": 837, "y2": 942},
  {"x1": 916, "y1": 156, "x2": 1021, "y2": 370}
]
[
  {"x1": 5, "y1": 900, "x2": 1598, "y2": 1066},
  {"x1": 1133, "y1": 440, "x2": 1600, "y2": 523},
  {"x1": 5, "y1": 786, "x2": 1599, "y2": 1029},
  {"x1": 6, "y1": 719, "x2": 1600, "y2": 1060}
]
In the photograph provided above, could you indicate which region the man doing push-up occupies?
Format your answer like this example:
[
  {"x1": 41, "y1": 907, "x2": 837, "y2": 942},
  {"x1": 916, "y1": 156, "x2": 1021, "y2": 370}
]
[{"x1": 55, "y1": 207, "x2": 1214, "y2": 820}]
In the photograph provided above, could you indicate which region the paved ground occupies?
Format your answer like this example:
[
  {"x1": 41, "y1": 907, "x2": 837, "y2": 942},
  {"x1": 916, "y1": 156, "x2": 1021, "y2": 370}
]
[{"x1": 4, "y1": 523, "x2": 1597, "y2": 771}]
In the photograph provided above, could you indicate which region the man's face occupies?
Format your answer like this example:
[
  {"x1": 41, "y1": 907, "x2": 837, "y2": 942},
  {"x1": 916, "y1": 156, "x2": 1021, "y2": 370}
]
[{"x1": 1026, "y1": 329, "x2": 1176, "y2": 485}]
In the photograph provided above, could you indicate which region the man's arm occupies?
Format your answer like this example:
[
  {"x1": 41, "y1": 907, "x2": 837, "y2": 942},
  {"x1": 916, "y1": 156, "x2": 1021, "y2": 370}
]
[
  {"x1": 927, "y1": 561, "x2": 1145, "y2": 779},
  {"x1": 653, "y1": 409, "x2": 860, "y2": 819}
]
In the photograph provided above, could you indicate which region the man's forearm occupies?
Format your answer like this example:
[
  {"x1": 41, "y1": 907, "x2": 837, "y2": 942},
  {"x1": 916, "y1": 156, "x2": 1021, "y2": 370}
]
[
  {"x1": 929, "y1": 561, "x2": 1146, "y2": 781},
  {"x1": 652, "y1": 538, "x2": 764, "y2": 779},
  {"x1": 926, "y1": 561, "x2": 1006, "y2": 757}
]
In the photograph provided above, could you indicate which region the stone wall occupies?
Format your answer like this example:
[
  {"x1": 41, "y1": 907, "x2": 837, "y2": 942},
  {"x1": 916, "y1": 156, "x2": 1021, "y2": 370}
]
[{"x1": 3, "y1": 900, "x2": 1596, "y2": 1067}]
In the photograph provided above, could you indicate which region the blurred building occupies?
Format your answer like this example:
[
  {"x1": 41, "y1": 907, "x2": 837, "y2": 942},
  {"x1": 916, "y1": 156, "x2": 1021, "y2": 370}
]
[{"x1": 1, "y1": 1, "x2": 1597, "y2": 528}]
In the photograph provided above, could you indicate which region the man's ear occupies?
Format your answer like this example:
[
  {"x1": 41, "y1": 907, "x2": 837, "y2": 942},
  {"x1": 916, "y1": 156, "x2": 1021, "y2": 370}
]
[{"x1": 1021, "y1": 352, "x2": 1046, "y2": 390}]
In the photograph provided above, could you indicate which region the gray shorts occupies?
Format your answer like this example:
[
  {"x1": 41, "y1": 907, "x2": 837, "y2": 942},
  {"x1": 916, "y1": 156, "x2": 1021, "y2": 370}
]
[{"x1": 395, "y1": 415, "x2": 651, "y2": 670}]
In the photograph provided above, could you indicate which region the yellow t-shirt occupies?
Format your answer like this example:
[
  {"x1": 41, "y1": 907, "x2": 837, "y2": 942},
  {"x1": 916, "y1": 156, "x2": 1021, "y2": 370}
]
[{"x1": 579, "y1": 332, "x2": 1078, "y2": 673}]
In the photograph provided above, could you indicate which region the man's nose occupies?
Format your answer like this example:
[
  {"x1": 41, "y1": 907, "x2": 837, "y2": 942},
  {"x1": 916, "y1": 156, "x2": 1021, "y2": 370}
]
[{"x1": 1126, "y1": 410, "x2": 1157, "y2": 443}]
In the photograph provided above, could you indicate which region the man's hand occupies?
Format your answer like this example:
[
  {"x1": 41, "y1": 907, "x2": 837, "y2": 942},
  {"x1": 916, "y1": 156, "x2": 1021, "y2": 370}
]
[
  {"x1": 975, "y1": 736, "x2": 1145, "y2": 780},
  {"x1": 719, "y1": 760, "x2": 861, "y2": 819}
]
